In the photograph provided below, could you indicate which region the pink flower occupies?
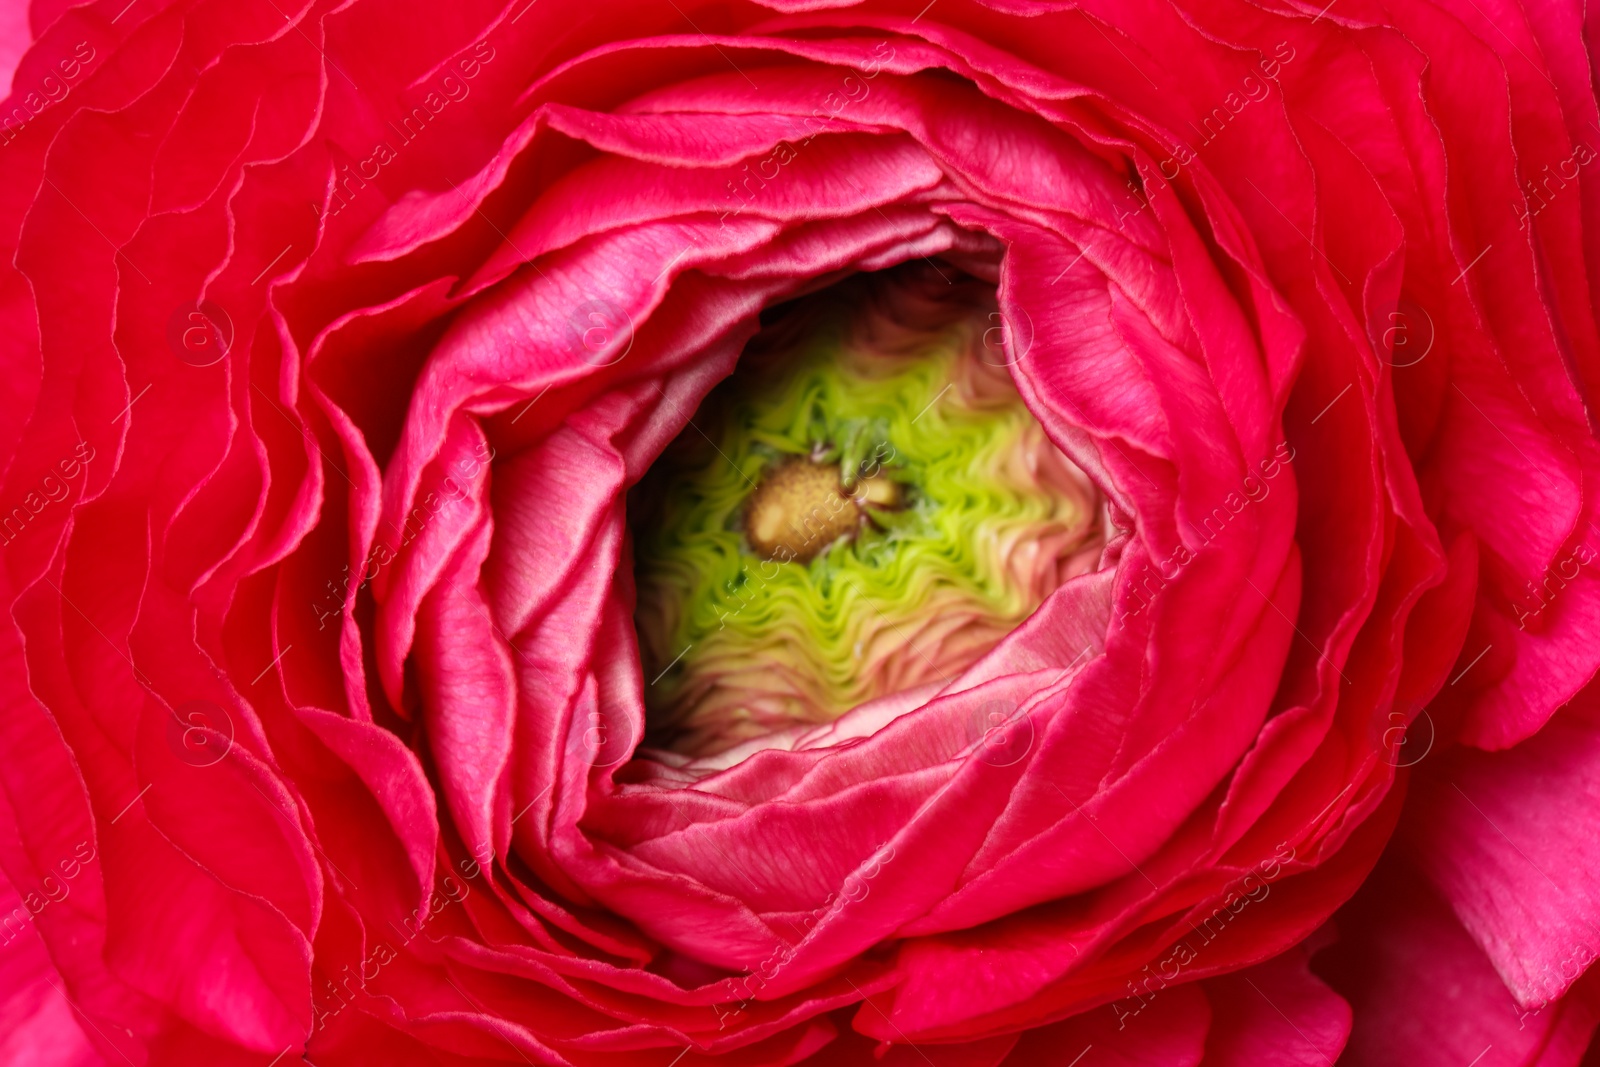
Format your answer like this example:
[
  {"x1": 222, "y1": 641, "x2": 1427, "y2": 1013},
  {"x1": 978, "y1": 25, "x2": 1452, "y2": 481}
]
[{"x1": 0, "y1": 0, "x2": 1597, "y2": 1064}]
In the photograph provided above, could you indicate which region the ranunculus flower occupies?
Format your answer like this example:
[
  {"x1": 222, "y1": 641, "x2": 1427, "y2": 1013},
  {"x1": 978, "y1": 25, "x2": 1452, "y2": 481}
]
[{"x1": 2, "y1": 0, "x2": 1598, "y2": 1063}]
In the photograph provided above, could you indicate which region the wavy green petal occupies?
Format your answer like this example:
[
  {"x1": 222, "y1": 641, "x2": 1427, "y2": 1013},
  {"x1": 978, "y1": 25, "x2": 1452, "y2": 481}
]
[{"x1": 632, "y1": 295, "x2": 1097, "y2": 756}]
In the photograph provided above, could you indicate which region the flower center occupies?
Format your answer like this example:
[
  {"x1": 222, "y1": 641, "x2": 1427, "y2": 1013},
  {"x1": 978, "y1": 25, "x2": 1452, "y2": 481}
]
[
  {"x1": 630, "y1": 268, "x2": 1099, "y2": 758},
  {"x1": 744, "y1": 457, "x2": 901, "y2": 563}
]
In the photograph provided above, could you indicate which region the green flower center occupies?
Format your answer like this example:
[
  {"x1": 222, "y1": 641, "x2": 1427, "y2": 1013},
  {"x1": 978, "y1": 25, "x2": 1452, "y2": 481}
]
[{"x1": 631, "y1": 274, "x2": 1097, "y2": 757}]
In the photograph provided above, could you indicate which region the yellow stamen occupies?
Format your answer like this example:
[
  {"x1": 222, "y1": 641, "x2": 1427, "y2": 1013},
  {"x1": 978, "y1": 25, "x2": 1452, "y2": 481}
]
[{"x1": 745, "y1": 459, "x2": 862, "y2": 562}]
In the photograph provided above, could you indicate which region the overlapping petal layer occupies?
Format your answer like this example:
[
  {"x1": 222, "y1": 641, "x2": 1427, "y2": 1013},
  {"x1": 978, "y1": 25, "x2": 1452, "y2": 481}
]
[{"x1": 0, "y1": 0, "x2": 1596, "y2": 1064}]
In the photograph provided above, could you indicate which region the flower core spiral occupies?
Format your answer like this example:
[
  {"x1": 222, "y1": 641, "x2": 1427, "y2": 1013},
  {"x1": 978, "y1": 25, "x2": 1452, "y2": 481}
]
[{"x1": 631, "y1": 271, "x2": 1100, "y2": 757}]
